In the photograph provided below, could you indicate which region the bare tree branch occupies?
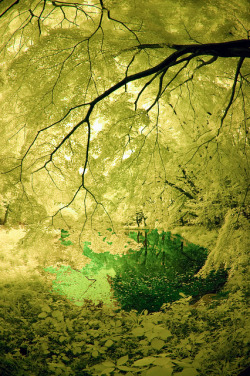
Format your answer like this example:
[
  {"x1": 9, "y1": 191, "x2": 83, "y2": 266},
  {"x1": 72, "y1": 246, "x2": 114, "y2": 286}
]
[
  {"x1": 169, "y1": 39, "x2": 250, "y2": 58},
  {"x1": 0, "y1": 0, "x2": 19, "y2": 18},
  {"x1": 218, "y1": 56, "x2": 245, "y2": 135},
  {"x1": 164, "y1": 179, "x2": 196, "y2": 200}
]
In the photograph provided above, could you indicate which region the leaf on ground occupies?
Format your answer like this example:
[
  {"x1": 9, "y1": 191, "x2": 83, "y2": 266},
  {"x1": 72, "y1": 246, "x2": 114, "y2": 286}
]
[
  {"x1": 133, "y1": 356, "x2": 158, "y2": 366},
  {"x1": 145, "y1": 366, "x2": 172, "y2": 376},
  {"x1": 175, "y1": 367, "x2": 199, "y2": 376},
  {"x1": 153, "y1": 357, "x2": 173, "y2": 368},
  {"x1": 116, "y1": 355, "x2": 129, "y2": 365},
  {"x1": 150, "y1": 338, "x2": 165, "y2": 350},
  {"x1": 104, "y1": 339, "x2": 114, "y2": 347},
  {"x1": 131, "y1": 326, "x2": 145, "y2": 337}
]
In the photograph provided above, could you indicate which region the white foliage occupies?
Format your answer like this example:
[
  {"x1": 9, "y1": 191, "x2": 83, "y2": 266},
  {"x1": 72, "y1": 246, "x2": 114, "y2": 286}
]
[{"x1": 198, "y1": 209, "x2": 250, "y2": 289}]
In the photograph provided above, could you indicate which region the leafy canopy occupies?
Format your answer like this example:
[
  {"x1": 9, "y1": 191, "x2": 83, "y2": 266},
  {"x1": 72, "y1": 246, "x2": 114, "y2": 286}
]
[{"x1": 0, "y1": 0, "x2": 249, "y2": 231}]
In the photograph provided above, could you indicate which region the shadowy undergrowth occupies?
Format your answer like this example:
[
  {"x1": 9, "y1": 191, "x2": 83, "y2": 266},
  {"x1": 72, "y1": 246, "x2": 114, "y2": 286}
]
[
  {"x1": 108, "y1": 229, "x2": 229, "y2": 313},
  {"x1": 0, "y1": 229, "x2": 248, "y2": 376},
  {"x1": 0, "y1": 277, "x2": 249, "y2": 376}
]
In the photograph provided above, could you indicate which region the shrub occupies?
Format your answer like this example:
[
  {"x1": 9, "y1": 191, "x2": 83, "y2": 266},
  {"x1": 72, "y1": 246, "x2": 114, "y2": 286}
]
[{"x1": 108, "y1": 229, "x2": 228, "y2": 313}]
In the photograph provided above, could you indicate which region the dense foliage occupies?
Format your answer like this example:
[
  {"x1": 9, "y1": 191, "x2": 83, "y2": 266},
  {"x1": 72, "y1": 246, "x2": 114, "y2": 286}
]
[
  {"x1": 0, "y1": 277, "x2": 249, "y2": 376},
  {"x1": 0, "y1": 0, "x2": 249, "y2": 235}
]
